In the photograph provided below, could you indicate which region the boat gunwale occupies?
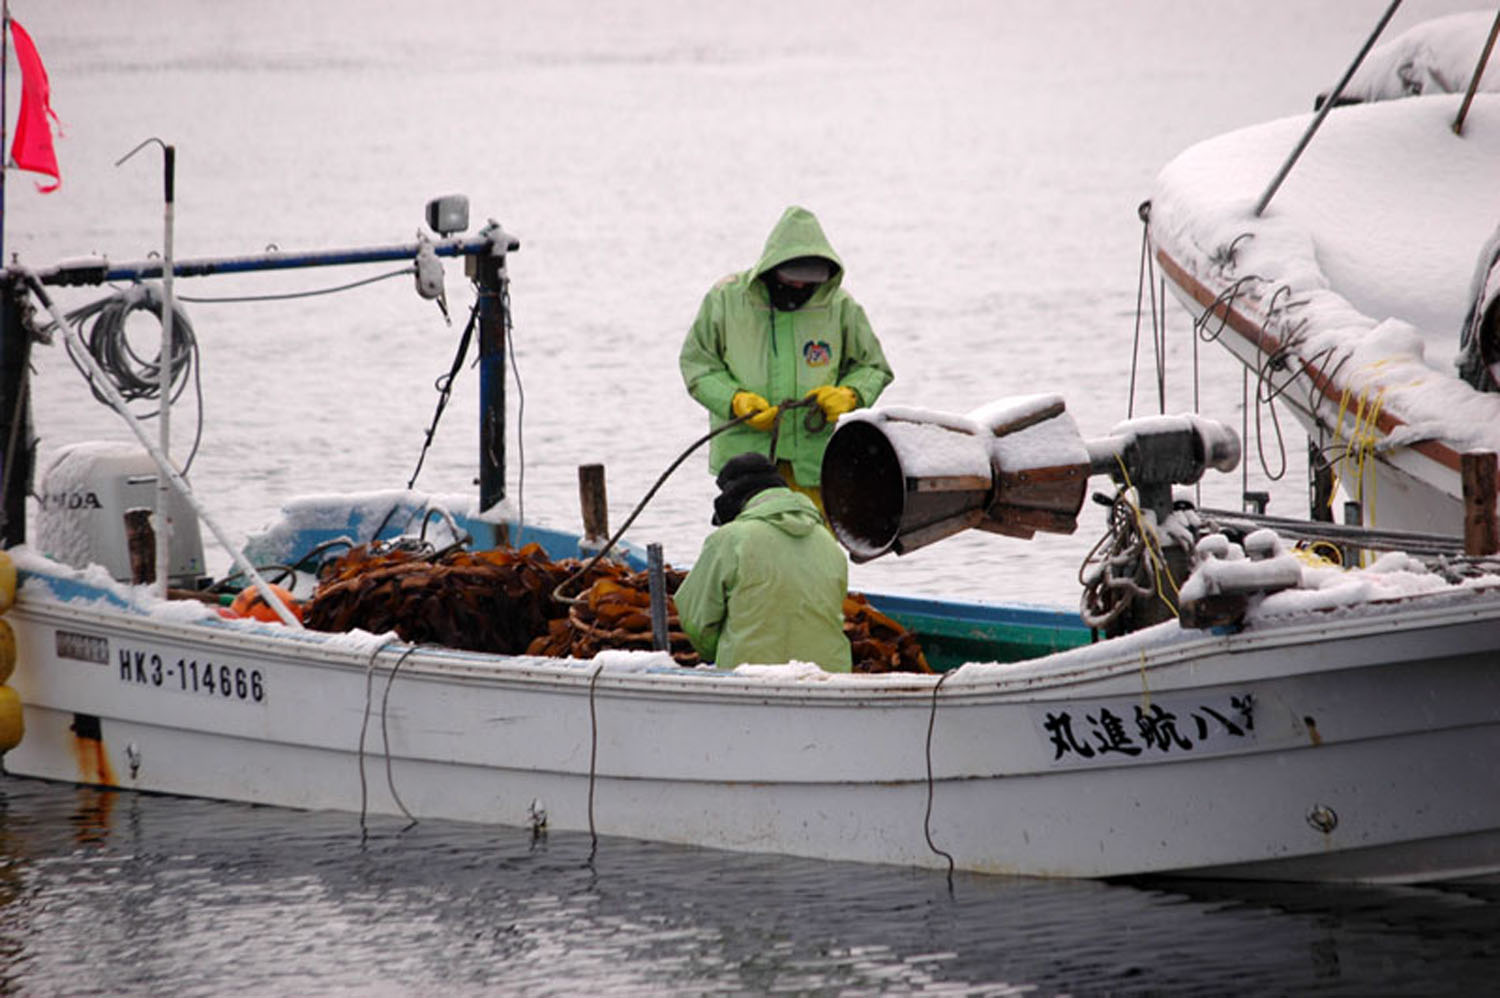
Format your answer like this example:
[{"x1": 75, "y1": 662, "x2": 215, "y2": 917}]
[
  {"x1": 1153, "y1": 244, "x2": 1466, "y2": 474},
  {"x1": 18, "y1": 557, "x2": 1500, "y2": 709}
]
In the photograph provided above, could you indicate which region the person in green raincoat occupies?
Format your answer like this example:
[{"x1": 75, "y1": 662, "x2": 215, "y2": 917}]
[
  {"x1": 674, "y1": 453, "x2": 851, "y2": 672},
  {"x1": 679, "y1": 206, "x2": 893, "y2": 508}
]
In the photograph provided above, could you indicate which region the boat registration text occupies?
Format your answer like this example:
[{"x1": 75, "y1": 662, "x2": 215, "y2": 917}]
[{"x1": 114, "y1": 643, "x2": 267, "y2": 704}]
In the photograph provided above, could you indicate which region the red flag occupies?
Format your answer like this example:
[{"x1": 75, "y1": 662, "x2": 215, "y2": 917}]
[{"x1": 9, "y1": 19, "x2": 60, "y2": 192}]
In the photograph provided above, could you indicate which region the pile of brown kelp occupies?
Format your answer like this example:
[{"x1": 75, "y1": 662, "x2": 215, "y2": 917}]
[{"x1": 300, "y1": 542, "x2": 929, "y2": 673}]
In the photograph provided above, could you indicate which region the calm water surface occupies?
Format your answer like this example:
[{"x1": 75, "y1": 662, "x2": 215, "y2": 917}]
[
  {"x1": 4, "y1": 775, "x2": 1500, "y2": 997},
  {"x1": 7, "y1": 0, "x2": 1500, "y2": 994}
]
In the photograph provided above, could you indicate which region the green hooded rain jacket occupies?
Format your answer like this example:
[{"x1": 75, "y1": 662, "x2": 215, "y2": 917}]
[
  {"x1": 679, "y1": 206, "x2": 893, "y2": 487},
  {"x1": 674, "y1": 488, "x2": 852, "y2": 671}
]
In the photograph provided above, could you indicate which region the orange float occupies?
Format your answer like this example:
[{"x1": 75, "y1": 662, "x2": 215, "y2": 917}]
[{"x1": 228, "y1": 584, "x2": 303, "y2": 624}]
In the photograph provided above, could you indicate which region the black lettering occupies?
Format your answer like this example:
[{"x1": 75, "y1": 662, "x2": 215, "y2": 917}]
[
  {"x1": 150, "y1": 654, "x2": 163, "y2": 687},
  {"x1": 1194, "y1": 705, "x2": 1245, "y2": 737},
  {"x1": 119, "y1": 649, "x2": 133, "y2": 682},
  {"x1": 133, "y1": 651, "x2": 148, "y2": 685},
  {"x1": 1087, "y1": 708, "x2": 1143, "y2": 756},
  {"x1": 1043, "y1": 711, "x2": 1095, "y2": 760},
  {"x1": 1135, "y1": 704, "x2": 1194, "y2": 752}
]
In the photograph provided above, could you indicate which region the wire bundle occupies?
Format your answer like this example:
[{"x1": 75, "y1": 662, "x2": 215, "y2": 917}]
[{"x1": 58, "y1": 282, "x2": 203, "y2": 472}]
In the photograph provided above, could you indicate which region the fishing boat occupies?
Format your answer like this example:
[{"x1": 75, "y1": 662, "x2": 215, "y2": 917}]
[
  {"x1": 4, "y1": 180, "x2": 1500, "y2": 884},
  {"x1": 1143, "y1": 6, "x2": 1500, "y2": 539}
]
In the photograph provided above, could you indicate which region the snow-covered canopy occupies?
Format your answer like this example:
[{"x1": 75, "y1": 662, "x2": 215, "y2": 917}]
[
  {"x1": 1332, "y1": 10, "x2": 1500, "y2": 104},
  {"x1": 1148, "y1": 90, "x2": 1500, "y2": 456}
]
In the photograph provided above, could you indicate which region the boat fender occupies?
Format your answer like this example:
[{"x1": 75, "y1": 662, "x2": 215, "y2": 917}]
[
  {"x1": 228, "y1": 584, "x2": 304, "y2": 624},
  {"x1": 0, "y1": 550, "x2": 14, "y2": 613},
  {"x1": 0, "y1": 685, "x2": 23, "y2": 753}
]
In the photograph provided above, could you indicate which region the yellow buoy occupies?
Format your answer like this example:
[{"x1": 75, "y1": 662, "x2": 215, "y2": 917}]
[
  {"x1": 0, "y1": 618, "x2": 14, "y2": 684},
  {"x1": 0, "y1": 549, "x2": 13, "y2": 614},
  {"x1": 0, "y1": 684, "x2": 23, "y2": 753}
]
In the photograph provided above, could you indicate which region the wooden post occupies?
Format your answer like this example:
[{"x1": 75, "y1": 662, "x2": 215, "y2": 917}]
[
  {"x1": 1341, "y1": 501, "x2": 1362, "y2": 569},
  {"x1": 1462, "y1": 451, "x2": 1498, "y2": 557},
  {"x1": 578, "y1": 464, "x2": 609, "y2": 548},
  {"x1": 1308, "y1": 441, "x2": 1334, "y2": 523},
  {"x1": 647, "y1": 542, "x2": 668, "y2": 652},
  {"x1": 124, "y1": 508, "x2": 155, "y2": 585}
]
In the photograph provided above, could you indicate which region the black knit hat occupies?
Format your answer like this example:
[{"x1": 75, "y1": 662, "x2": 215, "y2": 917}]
[{"x1": 712, "y1": 453, "x2": 787, "y2": 525}]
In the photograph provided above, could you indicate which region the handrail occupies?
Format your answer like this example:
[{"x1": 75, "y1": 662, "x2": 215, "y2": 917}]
[
  {"x1": 1253, "y1": 0, "x2": 1403, "y2": 217},
  {"x1": 1198, "y1": 507, "x2": 1463, "y2": 557},
  {"x1": 1454, "y1": 7, "x2": 1500, "y2": 135},
  {"x1": 11, "y1": 230, "x2": 519, "y2": 288}
]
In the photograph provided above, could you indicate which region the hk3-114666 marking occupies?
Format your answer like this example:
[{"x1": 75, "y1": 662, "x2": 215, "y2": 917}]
[{"x1": 118, "y1": 647, "x2": 266, "y2": 703}]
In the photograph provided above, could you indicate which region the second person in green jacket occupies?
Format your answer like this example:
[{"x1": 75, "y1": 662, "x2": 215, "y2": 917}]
[{"x1": 674, "y1": 453, "x2": 852, "y2": 672}]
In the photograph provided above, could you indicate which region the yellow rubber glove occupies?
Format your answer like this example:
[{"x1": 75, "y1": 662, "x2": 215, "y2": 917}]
[
  {"x1": 732, "y1": 390, "x2": 780, "y2": 432},
  {"x1": 807, "y1": 384, "x2": 860, "y2": 421}
]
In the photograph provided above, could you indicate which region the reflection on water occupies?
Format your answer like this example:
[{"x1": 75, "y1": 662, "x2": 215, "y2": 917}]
[{"x1": 0, "y1": 776, "x2": 1497, "y2": 997}]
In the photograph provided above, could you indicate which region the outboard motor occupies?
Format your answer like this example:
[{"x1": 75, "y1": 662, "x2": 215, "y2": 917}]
[
  {"x1": 36, "y1": 441, "x2": 207, "y2": 587},
  {"x1": 822, "y1": 395, "x2": 1240, "y2": 632}
]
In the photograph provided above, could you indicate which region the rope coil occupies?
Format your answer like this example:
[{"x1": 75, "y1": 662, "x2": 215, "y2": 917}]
[{"x1": 54, "y1": 282, "x2": 205, "y2": 473}]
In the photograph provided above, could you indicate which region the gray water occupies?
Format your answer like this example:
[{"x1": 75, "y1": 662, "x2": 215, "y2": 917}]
[
  {"x1": 7, "y1": 0, "x2": 1500, "y2": 993},
  {"x1": 5, "y1": 776, "x2": 1500, "y2": 997}
]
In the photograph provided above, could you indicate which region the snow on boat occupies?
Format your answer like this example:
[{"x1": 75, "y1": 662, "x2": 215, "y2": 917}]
[
  {"x1": 1145, "y1": 8, "x2": 1500, "y2": 538},
  {"x1": 6, "y1": 191, "x2": 1500, "y2": 882}
]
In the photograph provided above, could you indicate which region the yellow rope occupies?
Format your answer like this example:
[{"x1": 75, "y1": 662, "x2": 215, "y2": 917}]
[
  {"x1": 1113, "y1": 455, "x2": 1181, "y2": 616},
  {"x1": 1331, "y1": 384, "x2": 1386, "y2": 565},
  {"x1": 1294, "y1": 542, "x2": 1343, "y2": 569}
]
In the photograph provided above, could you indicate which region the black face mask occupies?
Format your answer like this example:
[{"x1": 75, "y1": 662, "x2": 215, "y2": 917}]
[{"x1": 765, "y1": 275, "x2": 818, "y2": 312}]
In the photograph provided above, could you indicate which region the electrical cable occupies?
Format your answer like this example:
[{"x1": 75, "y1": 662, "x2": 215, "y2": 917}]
[
  {"x1": 57, "y1": 283, "x2": 206, "y2": 475},
  {"x1": 175, "y1": 266, "x2": 412, "y2": 304},
  {"x1": 550, "y1": 411, "x2": 754, "y2": 605},
  {"x1": 407, "y1": 299, "x2": 481, "y2": 490},
  {"x1": 357, "y1": 638, "x2": 398, "y2": 841},
  {"x1": 504, "y1": 281, "x2": 527, "y2": 544},
  {"x1": 380, "y1": 644, "x2": 420, "y2": 829},
  {"x1": 586, "y1": 661, "x2": 605, "y2": 865},
  {"x1": 923, "y1": 669, "x2": 957, "y2": 888}
]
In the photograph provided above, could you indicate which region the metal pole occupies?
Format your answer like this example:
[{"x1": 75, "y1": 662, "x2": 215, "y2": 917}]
[
  {"x1": 20, "y1": 232, "x2": 505, "y2": 286},
  {"x1": 1, "y1": 0, "x2": 10, "y2": 272},
  {"x1": 0, "y1": 3, "x2": 26, "y2": 549},
  {"x1": 474, "y1": 234, "x2": 510, "y2": 513},
  {"x1": 1254, "y1": 0, "x2": 1403, "y2": 217},
  {"x1": 1454, "y1": 8, "x2": 1500, "y2": 136},
  {"x1": 0, "y1": 281, "x2": 31, "y2": 547},
  {"x1": 156, "y1": 144, "x2": 175, "y2": 597}
]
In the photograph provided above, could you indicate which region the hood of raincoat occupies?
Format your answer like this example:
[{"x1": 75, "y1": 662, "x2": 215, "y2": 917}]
[
  {"x1": 734, "y1": 488, "x2": 823, "y2": 535},
  {"x1": 751, "y1": 206, "x2": 845, "y2": 288}
]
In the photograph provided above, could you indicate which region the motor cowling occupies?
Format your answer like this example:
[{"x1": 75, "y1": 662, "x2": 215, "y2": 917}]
[{"x1": 36, "y1": 441, "x2": 206, "y2": 587}]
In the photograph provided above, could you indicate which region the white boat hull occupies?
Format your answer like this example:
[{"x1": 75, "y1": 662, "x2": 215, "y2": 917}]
[{"x1": 10, "y1": 563, "x2": 1500, "y2": 882}]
